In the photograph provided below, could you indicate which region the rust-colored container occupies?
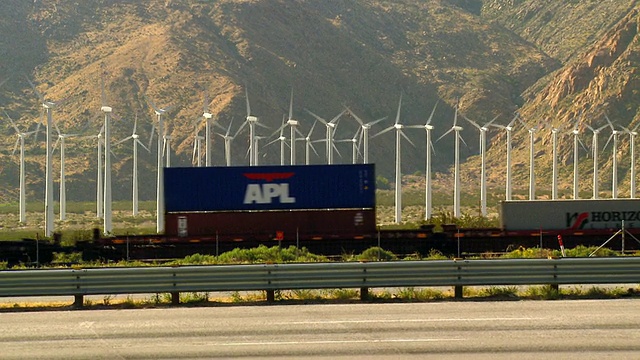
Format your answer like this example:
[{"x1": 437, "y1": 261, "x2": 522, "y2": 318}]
[{"x1": 165, "y1": 209, "x2": 377, "y2": 241}]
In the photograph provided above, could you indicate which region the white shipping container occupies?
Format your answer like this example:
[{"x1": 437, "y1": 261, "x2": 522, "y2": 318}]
[{"x1": 500, "y1": 199, "x2": 640, "y2": 231}]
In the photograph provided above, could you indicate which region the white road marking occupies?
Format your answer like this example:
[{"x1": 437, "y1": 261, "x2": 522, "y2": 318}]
[
  {"x1": 213, "y1": 338, "x2": 466, "y2": 346},
  {"x1": 274, "y1": 317, "x2": 544, "y2": 325}
]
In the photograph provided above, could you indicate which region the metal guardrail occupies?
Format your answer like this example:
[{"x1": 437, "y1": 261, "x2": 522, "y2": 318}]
[{"x1": 1, "y1": 257, "x2": 639, "y2": 306}]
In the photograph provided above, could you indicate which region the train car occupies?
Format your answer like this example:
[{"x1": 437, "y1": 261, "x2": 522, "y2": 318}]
[{"x1": 163, "y1": 164, "x2": 376, "y2": 239}]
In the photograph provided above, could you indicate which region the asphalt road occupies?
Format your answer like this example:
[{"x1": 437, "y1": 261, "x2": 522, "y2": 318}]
[{"x1": 2, "y1": 299, "x2": 639, "y2": 359}]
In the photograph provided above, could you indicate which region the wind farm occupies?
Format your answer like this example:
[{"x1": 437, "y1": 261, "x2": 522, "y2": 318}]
[{"x1": 0, "y1": 0, "x2": 639, "y2": 244}]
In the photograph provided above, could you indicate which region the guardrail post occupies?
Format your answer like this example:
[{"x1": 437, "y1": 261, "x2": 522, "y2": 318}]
[
  {"x1": 171, "y1": 292, "x2": 180, "y2": 305},
  {"x1": 454, "y1": 286, "x2": 463, "y2": 299},
  {"x1": 73, "y1": 295, "x2": 84, "y2": 308},
  {"x1": 360, "y1": 287, "x2": 369, "y2": 301},
  {"x1": 266, "y1": 290, "x2": 275, "y2": 302}
]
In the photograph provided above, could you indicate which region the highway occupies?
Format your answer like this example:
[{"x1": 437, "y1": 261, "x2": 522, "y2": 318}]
[{"x1": 1, "y1": 299, "x2": 639, "y2": 359}]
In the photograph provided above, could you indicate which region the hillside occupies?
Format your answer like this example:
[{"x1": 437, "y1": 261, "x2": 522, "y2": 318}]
[{"x1": 0, "y1": 0, "x2": 637, "y2": 209}]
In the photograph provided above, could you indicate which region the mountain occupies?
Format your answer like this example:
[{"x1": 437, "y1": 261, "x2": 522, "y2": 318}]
[{"x1": 0, "y1": 0, "x2": 636, "y2": 206}]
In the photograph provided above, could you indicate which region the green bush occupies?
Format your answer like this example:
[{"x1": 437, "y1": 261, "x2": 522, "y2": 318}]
[{"x1": 357, "y1": 247, "x2": 397, "y2": 261}]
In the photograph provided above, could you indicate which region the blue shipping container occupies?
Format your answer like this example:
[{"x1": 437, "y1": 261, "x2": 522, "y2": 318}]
[{"x1": 164, "y1": 164, "x2": 375, "y2": 212}]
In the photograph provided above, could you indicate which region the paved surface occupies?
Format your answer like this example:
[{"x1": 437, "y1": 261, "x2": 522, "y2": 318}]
[{"x1": 2, "y1": 299, "x2": 640, "y2": 359}]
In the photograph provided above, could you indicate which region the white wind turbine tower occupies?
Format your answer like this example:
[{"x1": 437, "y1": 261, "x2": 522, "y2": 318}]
[
  {"x1": 99, "y1": 78, "x2": 115, "y2": 234},
  {"x1": 464, "y1": 114, "x2": 498, "y2": 216},
  {"x1": 493, "y1": 114, "x2": 518, "y2": 201},
  {"x1": 81, "y1": 125, "x2": 104, "y2": 218},
  {"x1": 550, "y1": 124, "x2": 561, "y2": 200},
  {"x1": 115, "y1": 115, "x2": 150, "y2": 216},
  {"x1": 549, "y1": 121, "x2": 571, "y2": 200},
  {"x1": 145, "y1": 95, "x2": 173, "y2": 233},
  {"x1": 253, "y1": 135, "x2": 267, "y2": 166},
  {"x1": 586, "y1": 122, "x2": 607, "y2": 199},
  {"x1": 344, "y1": 107, "x2": 387, "y2": 164},
  {"x1": 604, "y1": 115, "x2": 621, "y2": 199},
  {"x1": 53, "y1": 121, "x2": 79, "y2": 221},
  {"x1": 520, "y1": 117, "x2": 543, "y2": 201},
  {"x1": 622, "y1": 123, "x2": 640, "y2": 198},
  {"x1": 26, "y1": 76, "x2": 63, "y2": 237},
  {"x1": 286, "y1": 89, "x2": 300, "y2": 165},
  {"x1": 202, "y1": 91, "x2": 213, "y2": 167},
  {"x1": 436, "y1": 102, "x2": 465, "y2": 218},
  {"x1": 406, "y1": 101, "x2": 438, "y2": 220},
  {"x1": 373, "y1": 94, "x2": 415, "y2": 223},
  {"x1": 305, "y1": 109, "x2": 345, "y2": 164},
  {"x1": 568, "y1": 115, "x2": 589, "y2": 200},
  {"x1": 4, "y1": 110, "x2": 37, "y2": 223}
]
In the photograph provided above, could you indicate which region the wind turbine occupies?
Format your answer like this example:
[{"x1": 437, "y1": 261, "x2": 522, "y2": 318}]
[
  {"x1": 53, "y1": 121, "x2": 79, "y2": 221},
  {"x1": 373, "y1": 94, "x2": 415, "y2": 223},
  {"x1": 163, "y1": 129, "x2": 172, "y2": 167},
  {"x1": 622, "y1": 123, "x2": 640, "y2": 198},
  {"x1": 3, "y1": 110, "x2": 37, "y2": 223},
  {"x1": 493, "y1": 114, "x2": 519, "y2": 201},
  {"x1": 145, "y1": 95, "x2": 173, "y2": 233},
  {"x1": 99, "y1": 77, "x2": 115, "y2": 234},
  {"x1": 344, "y1": 107, "x2": 387, "y2": 164},
  {"x1": 297, "y1": 120, "x2": 319, "y2": 165},
  {"x1": 464, "y1": 114, "x2": 498, "y2": 216},
  {"x1": 26, "y1": 76, "x2": 63, "y2": 237},
  {"x1": 201, "y1": 91, "x2": 215, "y2": 167},
  {"x1": 216, "y1": 117, "x2": 242, "y2": 166},
  {"x1": 242, "y1": 87, "x2": 268, "y2": 166},
  {"x1": 272, "y1": 90, "x2": 304, "y2": 165},
  {"x1": 266, "y1": 116, "x2": 289, "y2": 166},
  {"x1": 604, "y1": 115, "x2": 621, "y2": 199},
  {"x1": 81, "y1": 125, "x2": 104, "y2": 218},
  {"x1": 192, "y1": 127, "x2": 204, "y2": 167},
  {"x1": 335, "y1": 128, "x2": 362, "y2": 164},
  {"x1": 568, "y1": 115, "x2": 589, "y2": 199},
  {"x1": 585, "y1": 122, "x2": 608, "y2": 199},
  {"x1": 436, "y1": 102, "x2": 465, "y2": 218},
  {"x1": 406, "y1": 101, "x2": 438, "y2": 220},
  {"x1": 115, "y1": 115, "x2": 150, "y2": 216},
  {"x1": 305, "y1": 109, "x2": 345, "y2": 164},
  {"x1": 520, "y1": 117, "x2": 543, "y2": 200}
]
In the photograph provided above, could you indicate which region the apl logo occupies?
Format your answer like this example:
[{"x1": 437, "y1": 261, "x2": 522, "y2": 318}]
[
  {"x1": 566, "y1": 212, "x2": 590, "y2": 230},
  {"x1": 242, "y1": 172, "x2": 296, "y2": 204}
]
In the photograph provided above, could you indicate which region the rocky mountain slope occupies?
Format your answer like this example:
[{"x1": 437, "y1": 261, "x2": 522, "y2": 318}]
[{"x1": 0, "y1": 0, "x2": 637, "y2": 205}]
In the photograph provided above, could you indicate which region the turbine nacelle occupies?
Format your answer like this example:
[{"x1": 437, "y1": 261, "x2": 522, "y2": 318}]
[
  {"x1": 203, "y1": 112, "x2": 213, "y2": 119},
  {"x1": 287, "y1": 119, "x2": 299, "y2": 126},
  {"x1": 101, "y1": 106, "x2": 113, "y2": 113},
  {"x1": 452, "y1": 125, "x2": 463, "y2": 132},
  {"x1": 247, "y1": 115, "x2": 258, "y2": 123}
]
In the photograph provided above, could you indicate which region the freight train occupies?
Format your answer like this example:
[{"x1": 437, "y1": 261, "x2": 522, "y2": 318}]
[{"x1": 2, "y1": 164, "x2": 640, "y2": 264}]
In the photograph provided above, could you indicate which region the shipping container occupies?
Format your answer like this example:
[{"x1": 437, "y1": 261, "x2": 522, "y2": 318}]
[
  {"x1": 164, "y1": 209, "x2": 377, "y2": 240},
  {"x1": 164, "y1": 164, "x2": 375, "y2": 212},
  {"x1": 500, "y1": 199, "x2": 640, "y2": 231}
]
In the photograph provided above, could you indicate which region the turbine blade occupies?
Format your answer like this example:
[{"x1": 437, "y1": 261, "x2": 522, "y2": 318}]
[
  {"x1": 245, "y1": 86, "x2": 251, "y2": 116},
  {"x1": 435, "y1": 128, "x2": 454, "y2": 143},
  {"x1": 426, "y1": 100, "x2": 439, "y2": 125},
  {"x1": 400, "y1": 130, "x2": 416, "y2": 147},
  {"x1": 24, "y1": 75, "x2": 44, "y2": 102},
  {"x1": 305, "y1": 108, "x2": 328, "y2": 125},
  {"x1": 12, "y1": 138, "x2": 19, "y2": 155},
  {"x1": 329, "y1": 109, "x2": 346, "y2": 124},
  {"x1": 288, "y1": 88, "x2": 294, "y2": 120},
  {"x1": 2, "y1": 110, "x2": 21, "y2": 134},
  {"x1": 394, "y1": 93, "x2": 402, "y2": 125},
  {"x1": 345, "y1": 106, "x2": 364, "y2": 126},
  {"x1": 372, "y1": 126, "x2": 394, "y2": 138},
  {"x1": 136, "y1": 139, "x2": 151, "y2": 153},
  {"x1": 114, "y1": 136, "x2": 133, "y2": 146},
  {"x1": 368, "y1": 116, "x2": 387, "y2": 127}
]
